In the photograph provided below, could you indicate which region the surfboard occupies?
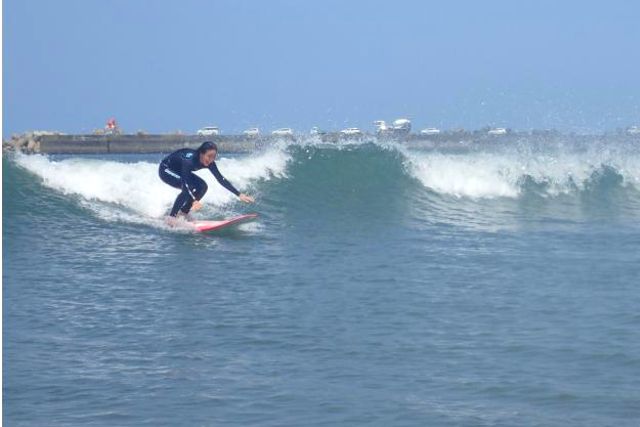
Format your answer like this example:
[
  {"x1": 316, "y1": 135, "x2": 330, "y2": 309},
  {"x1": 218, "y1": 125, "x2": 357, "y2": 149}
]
[{"x1": 190, "y1": 213, "x2": 258, "y2": 233}]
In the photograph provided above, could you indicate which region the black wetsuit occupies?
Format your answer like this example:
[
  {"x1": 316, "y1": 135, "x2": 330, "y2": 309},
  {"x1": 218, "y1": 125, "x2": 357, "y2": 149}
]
[{"x1": 159, "y1": 149, "x2": 240, "y2": 217}]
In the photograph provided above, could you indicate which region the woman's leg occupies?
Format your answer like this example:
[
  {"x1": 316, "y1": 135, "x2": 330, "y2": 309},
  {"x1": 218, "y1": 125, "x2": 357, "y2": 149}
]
[
  {"x1": 158, "y1": 164, "x2": 182, "y2": 189},
  {"x1": 179, "y1": 174, "x2": 208, "y2": 214},
  {"x1": 159, "y1": 165, "x2": 189, "y2": 217}
]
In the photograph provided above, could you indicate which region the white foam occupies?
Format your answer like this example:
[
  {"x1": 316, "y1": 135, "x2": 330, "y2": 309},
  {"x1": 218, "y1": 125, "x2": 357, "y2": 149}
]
[
  {"x1": 14, "y1": 148, "x2": 290, "y2": 225},
  {"x1": 408, "y1": 152, "x2": 520, "y2": 198},
  {"x1": 405, "y1": 144, "x2": 640, "y2": 199}
]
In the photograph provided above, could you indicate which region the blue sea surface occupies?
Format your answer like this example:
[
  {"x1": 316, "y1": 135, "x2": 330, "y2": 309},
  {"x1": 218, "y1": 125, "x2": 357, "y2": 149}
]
[{"x1": 3, "y1": 138, "x2": 640, "y2": 426}]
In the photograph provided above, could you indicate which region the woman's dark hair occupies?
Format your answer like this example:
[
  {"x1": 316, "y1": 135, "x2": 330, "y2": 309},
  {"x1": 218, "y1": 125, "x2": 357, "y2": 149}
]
[{"x1": 198, "y1": 141, "x2": 218, "y2": 154}]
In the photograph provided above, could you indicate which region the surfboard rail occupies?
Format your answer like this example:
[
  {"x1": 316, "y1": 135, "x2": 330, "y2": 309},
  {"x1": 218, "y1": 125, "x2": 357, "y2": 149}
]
[{"x1": 191, "y1": 213, "x2": 258, "y2": 233}]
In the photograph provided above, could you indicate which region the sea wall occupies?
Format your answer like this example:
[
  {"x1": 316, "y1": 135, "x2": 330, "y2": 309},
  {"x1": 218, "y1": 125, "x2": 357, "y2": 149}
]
[
  {"x1": 3, "y1": 131, "x2": 637, "y2": 155},
  {"x1": 3, "y1": 132, "x2": 348, "y2": 154},
  {"x1": 3, "y1": 133, "x2": 263, "y2": 155}
]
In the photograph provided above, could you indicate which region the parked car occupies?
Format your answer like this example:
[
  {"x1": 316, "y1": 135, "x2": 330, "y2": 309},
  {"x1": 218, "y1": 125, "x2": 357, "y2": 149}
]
[
  {"x1": 197, "y1": 126, "x2": 220, "y2": 136},
  {"x1": 392, "y1": 119, "x2": 411, "y2": 133},
  {"x1": 373, "y1": 120, "x2": 388, "y2": 133},
  {"x1": 420, "y1": 128, "x2": 441, "y2": 135},
  {"x1": 374, "y1": 118, "x2": 411, "y2": 135},
  {"x1": 340, "y1": 127, "x2": 362, "y2": 136},
  {"x1": 272, "y1": 128, "x2": 293, "y2": 136},
  {"x1": 627, "y1": 126, "x2": 640, "y2": 135},
  {"x1": 488, "y1": 128, "x2": 507, "y2": 135},
  {"x1": 243, "y1": 128, "x2": 260, "y2": 137}
]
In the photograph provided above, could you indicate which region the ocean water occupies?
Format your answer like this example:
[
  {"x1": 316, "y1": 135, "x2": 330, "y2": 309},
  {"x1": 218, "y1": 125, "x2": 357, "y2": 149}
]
[{"x1": 3, "y1": 137, "x2": 640, "y2": 426}]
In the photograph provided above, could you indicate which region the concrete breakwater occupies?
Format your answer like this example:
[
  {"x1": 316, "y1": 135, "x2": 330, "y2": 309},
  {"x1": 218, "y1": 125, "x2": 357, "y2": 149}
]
[
  {"x1": 3, "y1": 133, "x2": 264, "y2": 155},
  {"x1": 2, "y1": 131, "x2": 401, "y2": 154},
  {"x1": 4, "y1": 132, "x2": 376, "y2": 154},
  {"x1": 3, "y1": 131, "x2": 637, "y2": 155}
]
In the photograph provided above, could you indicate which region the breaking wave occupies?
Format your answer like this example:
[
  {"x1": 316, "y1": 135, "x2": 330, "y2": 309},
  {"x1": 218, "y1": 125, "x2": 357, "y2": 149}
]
[{"x1": 7, "y1": 136, "x2": 640, "y2": 230}]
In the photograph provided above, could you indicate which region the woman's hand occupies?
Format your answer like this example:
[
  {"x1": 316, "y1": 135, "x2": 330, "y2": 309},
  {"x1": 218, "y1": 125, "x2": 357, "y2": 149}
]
[
  {"x1": 239, "y1": 193, "x2": 255, "y2": 203},
  {"x1": 192, "y1": 200, "x2": 203, "y2": 211}
]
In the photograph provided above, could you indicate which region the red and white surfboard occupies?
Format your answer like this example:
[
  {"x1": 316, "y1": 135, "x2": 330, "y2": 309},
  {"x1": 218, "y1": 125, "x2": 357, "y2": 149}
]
[{"x1": 191, "y1": 213, "x2": 258, "y2": 233}]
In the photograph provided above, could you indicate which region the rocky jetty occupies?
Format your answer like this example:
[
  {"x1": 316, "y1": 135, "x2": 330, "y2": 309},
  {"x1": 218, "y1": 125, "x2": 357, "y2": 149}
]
[{"x1": 3, "y1": 131, "x2": 58, "y2": 154}]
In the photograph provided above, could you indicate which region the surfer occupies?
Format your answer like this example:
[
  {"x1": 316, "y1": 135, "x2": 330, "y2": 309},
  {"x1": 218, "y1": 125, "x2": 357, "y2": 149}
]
[{"x1": 159, "y1": 141, "x2": 254, "y2": 224}]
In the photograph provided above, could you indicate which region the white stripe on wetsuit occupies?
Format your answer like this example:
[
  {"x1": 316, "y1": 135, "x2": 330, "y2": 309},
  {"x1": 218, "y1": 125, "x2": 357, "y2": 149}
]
[
  {"x1": 165, "y1": 167, "x2": 196, "y2": 200},
  {"x1": 164, "y1": 168, "x2": 180, "y2": 179}
]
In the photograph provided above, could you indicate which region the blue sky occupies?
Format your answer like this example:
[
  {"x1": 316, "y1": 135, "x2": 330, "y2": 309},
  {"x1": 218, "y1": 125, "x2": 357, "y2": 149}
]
[{"x1": 3, "y1": 0, "x2": 640, "y2": 136}]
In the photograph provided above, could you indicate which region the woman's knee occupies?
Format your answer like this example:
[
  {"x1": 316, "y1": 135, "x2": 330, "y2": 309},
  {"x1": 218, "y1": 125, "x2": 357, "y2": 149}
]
[
  {"x1": 196, "y1": 181, "x2": 208, "y2": 199},
  {"x1": 159, "y1": 166, "x2": 182, "y2": 189}
]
